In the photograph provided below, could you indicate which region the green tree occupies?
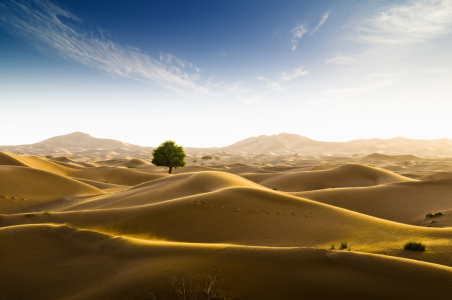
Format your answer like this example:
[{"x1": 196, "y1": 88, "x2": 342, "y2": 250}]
[{"x1": 152, "y1": 140, "x2": 186, "y2": 174}]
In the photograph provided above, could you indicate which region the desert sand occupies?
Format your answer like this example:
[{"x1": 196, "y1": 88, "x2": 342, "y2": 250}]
[{"x1": 2, "y1": 132, "x2": 452, "y2": 299}]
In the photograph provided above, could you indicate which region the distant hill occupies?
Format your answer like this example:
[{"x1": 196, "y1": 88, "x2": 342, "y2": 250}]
[
  {"x1": 220, "y1": 133, "x2": 338, "y2": 154},
  {"x1": 216, "y1": 133, "x2": 452, "y2": 155},
  {"x1": 1, "y1": 132, "x2": 451, "y2": 156},
  {"x1": 31, "y1": 132, "x2": 136, "y2": 149}
]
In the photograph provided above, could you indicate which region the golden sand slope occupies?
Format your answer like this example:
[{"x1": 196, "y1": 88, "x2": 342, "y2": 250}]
[
  {"x1": 1, "y1": 224, "x2": 452, "y2": 300},
  {"x1": 100, "y1": 158, "x2": 151, "y2": 167},
  {"x1": 170, "y1": 165, "x2": 222, "y2": 174},
  {"x1": 0, "y1": 152, "x2": 168, "y2": 185},
  {"x1": 242, "y1": 164, "x2": 414, "y2": 192},
  {"x1": 72, "y1": 167, "x2": 168, "y2": 185},
  {"x1": 360, "y1": 153, "x2": 404, "y2": 163},
  {"x1": 72, "y1": 178, "x2": 129, "y2": 192},
  {"x1": 420, "y1": 171, "x2": 452, "y2": 181},
  {"x1": 0, "y1": 151, "x2": 73, "y2": 175},
  {"x1": 0, "y1": 166, "x2": 104, "y2": 214},
  {"x1": 61, "y1": 171, "x2": 261, "y2": 210},
  {"x1": 4, "y1": 186, "x2": 452, "y2": 266},
  {"x1": 291, "y1": 179, "x2": 452, "y2": 226}
]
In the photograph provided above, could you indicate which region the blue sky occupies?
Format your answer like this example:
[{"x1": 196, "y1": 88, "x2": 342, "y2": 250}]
[{"x1": 1, "y1": 0, "x2": 452, "y2": 147}]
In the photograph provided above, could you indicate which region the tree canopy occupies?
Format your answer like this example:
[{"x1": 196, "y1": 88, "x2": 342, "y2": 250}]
[{"x1": 152, "y1": 140, "x2": 186, "y2": 174}]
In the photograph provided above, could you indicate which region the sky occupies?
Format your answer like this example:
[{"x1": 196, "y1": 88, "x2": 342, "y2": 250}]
[{"x1": 1, "y1": 0, "x2": 452, "y2": 147}]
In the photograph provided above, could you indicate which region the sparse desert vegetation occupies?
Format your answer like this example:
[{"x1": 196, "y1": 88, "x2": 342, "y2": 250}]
[
  {"x1": 426, "y1": 212, "x2": 443, "y2": 218},
  {"x1": 152, "y1": 140, "x2": 186, "y2": 174},
  {"x1": 404, "y1": 242, "x2": 426, "y2": 251},
  {"x1": 126, "y1": 165, "x2": 140, "y2": 169}
]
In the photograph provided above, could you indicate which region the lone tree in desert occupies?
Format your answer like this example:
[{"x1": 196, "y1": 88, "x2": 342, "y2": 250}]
[{"x1": 152, "y1": 140, "x2": 186, "y2": 174}]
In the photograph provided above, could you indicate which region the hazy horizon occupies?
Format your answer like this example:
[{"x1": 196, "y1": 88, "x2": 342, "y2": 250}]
[
  {"x1": 1, "y1": 0, "x2": 452, "y2": 147},
  {"x1": 2, "y1": 130, "x2": 452, "y2": 149}
]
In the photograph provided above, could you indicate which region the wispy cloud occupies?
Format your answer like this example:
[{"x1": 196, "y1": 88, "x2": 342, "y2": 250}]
[
  {"x1": 280, "y1": 67, "x2": 309, "y2": 81},
  {"x1": 325, "y1": 54, "x2": 356, "y2": 65},
  {"x1": 325, "y1": 80, "x2": 393, "y2": 100},
  {"x1": 0, "y1": 0, "x2": 207, "y2": 95},
  {"x1": 311, "y1": 11, "x2": 330, "y2": 35},
  {"x1": 355, "y1": 0, "x2": 452, "y2": 44},
  {"x1": 257, "y1": 76, "x2": 284, "y2": 92},
  {"x1": 290, "y1": 24, "x2": 307, "y2": 50},
  {"x1": 159, "y1": 53, "x2": 200, "y2": 73}
]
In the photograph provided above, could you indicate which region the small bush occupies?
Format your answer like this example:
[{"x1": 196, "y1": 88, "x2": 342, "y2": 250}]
[
  {"x1": 42, "y1": 210, "x2": 50, "y2": 214},
  {"x1": 426, "y1": 212, "x2": 443, "y2": 218},
  {"x1": 45, "y1": 155, "x2": 54, "y2": 159},
  {"x1": 193, "y1": 159, "x2": 197, "y2": 163},
  {"x1": 215, "y1": 156, "x2": 220, "y2": 160},
  {"x1": 340, "y1": 241, "x2": 348, "y2": 249},
  {"x1": 404, "y1": 241, "x2": 426, "y2": 251},
  {"x1": 272, "y1": 188, "x2": 278, "y2": 191},
  {"x1": 201, "y1": 155, "x2": 212, "y2": 160},
  {"x1": 24, "y1": 213, "x2": 35, "y2": 217},
  {"x1": 169, "y1": 271, "x2": 225, "y2": 300},
  {"x1": 331, "y1": 244, "x2": 335, "y2": 250},
  {"x1": 126, "y1": 165, "x2": 140, "y2": 169}
]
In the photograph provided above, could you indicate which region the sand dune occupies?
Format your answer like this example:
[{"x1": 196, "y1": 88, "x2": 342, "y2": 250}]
[
  {"x1": 309, "y1": 163, "x2": 340, "y2": 171},
  {"x1": 4, "y1": 185, "x2": 452, "y2": 267},
  {"x1": 72, "y1": 167, "x2": 168, "y2": 186},
  {"x1": 360, "y1": 153, "x2": 404, "y2": 163},
  {"x1": 100, "y1": 158, "x2": 151, "y2": 167},
  {"x1": 170, "y1": 165, "x2": 222, "y2": 174},
  {"x1": 242, "y1": 164, "x2": 414, "y2": 192},
  {"x1": 61, "y1": 171, "x2": 261, "y2": 210},
  {"x1": 291, "y1": 178, "x2": 452, "y2": 227},
  {"x1": 0, "y1": 151, "x2": 76, "y2": 175},
  {"x1": 3, "y1": 137, "x2": 452, "y2": 299},
  {"x1": 0, "y1": 166, "x2": 104, "y2": 214},
  {"x1": 72, "y1": 178, "x2": 129, "y2": 192},
  {"x1": 420, "y1": 171, "x2": 452, "y2": 181},
  {"x1": 0, "y1": 152, "x2": 168, "y2": 185},
  {"x1": 2, "y1": 224, "x2": 452, "y2": 300}
]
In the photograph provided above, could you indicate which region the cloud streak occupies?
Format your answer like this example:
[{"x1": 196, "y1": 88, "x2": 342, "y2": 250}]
[
  {"x1": 311, "y1": 11, "x2": 330, "y2": 35},
  {"x1": 0, "y1": 0, "x2": 207, "y2": 95},
  {"x1": 257, "y1": 76, "x2": 284, "y2": 92},
  {"x1": 280, "y1": 67, "x2": 309, "y2": 81},
  {"x1": 325, "y1": 54, "x2": 356, "y2": 65},
  {"x1": 290, "y1": 24, "x2": 307, "y2": 50},
  {"x1": 355, "y1": 0, "x2": 452, "y2": 44}
]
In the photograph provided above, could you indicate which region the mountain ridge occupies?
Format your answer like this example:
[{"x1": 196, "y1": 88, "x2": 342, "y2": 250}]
[{"x1": 1, "y1": 132, "x2": 452, "y2": 156}]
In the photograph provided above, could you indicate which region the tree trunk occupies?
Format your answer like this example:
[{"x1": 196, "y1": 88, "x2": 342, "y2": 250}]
[{"x1": 168, "y1": 166, "x2": 173, "y2": 174}]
